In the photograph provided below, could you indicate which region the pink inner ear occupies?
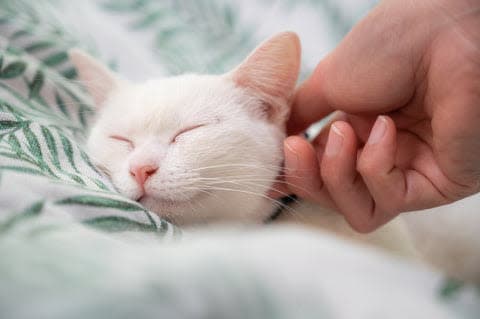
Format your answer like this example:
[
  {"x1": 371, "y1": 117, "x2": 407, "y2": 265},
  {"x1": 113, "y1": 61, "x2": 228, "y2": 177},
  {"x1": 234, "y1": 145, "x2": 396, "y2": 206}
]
[
  {"x1": 69, "y1": 49, "x2": 121, "y2": 107},
  {"x1": 232, "y1": 32, "x2": 301, "y2": 101}
]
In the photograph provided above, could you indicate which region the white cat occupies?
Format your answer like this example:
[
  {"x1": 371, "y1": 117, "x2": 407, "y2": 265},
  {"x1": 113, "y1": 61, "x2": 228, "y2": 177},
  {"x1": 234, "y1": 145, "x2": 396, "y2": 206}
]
[
  {"x1": 70, "y1": 32, "x2": 478, "y2": 282},
  {"x1": 71, "y1": 32, "x2": 299, "y2": 226}
]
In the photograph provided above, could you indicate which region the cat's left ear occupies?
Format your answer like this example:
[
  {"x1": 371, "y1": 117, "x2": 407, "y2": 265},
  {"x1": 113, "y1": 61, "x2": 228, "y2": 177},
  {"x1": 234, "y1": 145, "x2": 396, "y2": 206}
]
[
  {"x1": 229, "y1": 32, "x2": 301, "y2": 124},
  {"x1": 69, "y1": 49, "x2": 125, "y2": 108}
]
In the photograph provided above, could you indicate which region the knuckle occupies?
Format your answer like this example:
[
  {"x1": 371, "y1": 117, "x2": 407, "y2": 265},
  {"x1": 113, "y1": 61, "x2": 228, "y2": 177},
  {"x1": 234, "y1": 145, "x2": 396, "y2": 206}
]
[
  {"x1": 373, "y1": 195, "x2": 400, "y2": 217},
  {"x1": 441, "y1": 177, "x2": 479, "y2": 202},
  {"x1": 344, "y1": 202, "x2": 392, "y2": 234},
  {"x1": 340, "y1": 206, "x2": 378, "y2": 234},
  {"x1": 320, "y1": 166, "x2": 342, "y2": 188},
  {"x1": 347, "y1": 216, "x2": 377, "y2": 234},
  {"x1": 288, "y1": 175, "x2": 324, "y2": 201},
  {"x1": 357, "y1": 157, "x2": 377, "y2": 177},
  {"x1": 320, "y1": 159, "x2": 344, "y2": 187}
]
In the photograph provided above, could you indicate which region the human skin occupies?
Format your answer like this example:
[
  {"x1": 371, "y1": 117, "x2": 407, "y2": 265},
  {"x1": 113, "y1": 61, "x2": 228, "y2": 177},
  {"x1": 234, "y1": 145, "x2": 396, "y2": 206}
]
[{"x1": 283, "y1": 0, "x2": 480, "y2": 232}]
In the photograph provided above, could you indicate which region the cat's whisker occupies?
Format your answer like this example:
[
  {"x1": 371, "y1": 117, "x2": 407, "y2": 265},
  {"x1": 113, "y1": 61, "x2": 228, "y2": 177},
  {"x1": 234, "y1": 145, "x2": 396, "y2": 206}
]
[
  {"x1": 181, "y1": 187, "x2": 227, "y2": 220},
  {"x1": 187, "y1": 162, "x2": 322, "y2": 174},
  {"x1": 189, "y1": 163, "x2": 284, "y2": 172},
  {"x1": 183, "y1": 190, "x2": 204, "y2": 219},
  {"x1": 177, "y1": 173, "x2": 300, "y2": 208},
  {"x1": 220, "y1": 178, "x2": 310, "y2": 195},
  {"x1": 218, "y1": 181, "x2": 297, "y2": 199},
  {"x1": 179, "y1": 175, "x2": 274, "y2": 182},
  {"x1": 165, "y1": 175, "x2": 309, "y2": 206},
  {"x1": 75, "y1": 31, "x2": 306, "y2": 225},
  {"x1": 183, "y1": 174, "x2": 311, "y2": 198},
  {"x1": 201, "y1": 185, "x2": 299, "y2": 216},
  {"x1": 184, "y1": 187, "x2": 222, "y2": 204},
  {"x1": 214, "y1": 188, "x2": 300, "y2": 216},
  {"x1": 202, "y1": 180, "x2": 297, "y2": 205}
]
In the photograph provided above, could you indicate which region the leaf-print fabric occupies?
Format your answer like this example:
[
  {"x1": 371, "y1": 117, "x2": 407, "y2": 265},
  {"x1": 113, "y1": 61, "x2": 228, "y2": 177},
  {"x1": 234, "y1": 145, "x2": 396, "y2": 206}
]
[{"x1": 0, "y1": 1, "x2": 478, "y2": 318}]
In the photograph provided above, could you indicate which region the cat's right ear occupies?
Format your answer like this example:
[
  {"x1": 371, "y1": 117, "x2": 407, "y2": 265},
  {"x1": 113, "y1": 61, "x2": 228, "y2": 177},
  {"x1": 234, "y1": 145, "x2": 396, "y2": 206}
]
[{"x1": 69, "y1": 49, "x2": 124, "y2": 107}]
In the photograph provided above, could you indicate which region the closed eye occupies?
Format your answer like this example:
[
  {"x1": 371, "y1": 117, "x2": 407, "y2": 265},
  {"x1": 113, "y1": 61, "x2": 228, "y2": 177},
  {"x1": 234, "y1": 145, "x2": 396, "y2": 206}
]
[
  {"x1": 109, "y1": 135, "x2": 134, "y2": 149},
  {"x1": 171, "y1": 124, "x2": 206, "y2": 143}
]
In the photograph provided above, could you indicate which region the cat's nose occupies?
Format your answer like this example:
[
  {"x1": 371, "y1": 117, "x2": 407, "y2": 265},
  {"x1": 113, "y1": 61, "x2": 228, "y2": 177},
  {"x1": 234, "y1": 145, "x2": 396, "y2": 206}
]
[{"x1": 130, "y1": 164, "x2": 158, "y2": 187}]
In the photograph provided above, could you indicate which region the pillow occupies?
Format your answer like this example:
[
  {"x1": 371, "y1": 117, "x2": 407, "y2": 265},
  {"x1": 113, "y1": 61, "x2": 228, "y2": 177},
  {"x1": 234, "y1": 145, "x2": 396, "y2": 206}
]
[{"x1": 0, "y1": 2, "x2": 176, "y2": 237}]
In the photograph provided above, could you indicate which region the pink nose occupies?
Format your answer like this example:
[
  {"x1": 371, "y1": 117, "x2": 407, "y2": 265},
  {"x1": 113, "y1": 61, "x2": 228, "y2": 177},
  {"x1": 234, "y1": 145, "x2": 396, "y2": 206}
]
[{"x1": 129, "y1": 164, "x2": 158, "y2": 187}]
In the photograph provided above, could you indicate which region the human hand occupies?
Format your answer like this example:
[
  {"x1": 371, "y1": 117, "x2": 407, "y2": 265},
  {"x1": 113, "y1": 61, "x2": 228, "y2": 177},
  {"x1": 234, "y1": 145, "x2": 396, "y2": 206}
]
[{"x1": 283, "y1": 0, "x2": 480, "y2": 232}]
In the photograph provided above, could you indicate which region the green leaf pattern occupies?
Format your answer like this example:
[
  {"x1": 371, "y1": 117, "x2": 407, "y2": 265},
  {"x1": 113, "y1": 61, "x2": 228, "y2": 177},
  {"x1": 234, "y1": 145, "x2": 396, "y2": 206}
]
[
  {"x1": 0, "y1": 1, "x2": 176, "y2": 238},
  {"x1": 0, "y1": 61, "x2": 27, "y2": 78},
  {"x1": 0, "y1": 0, "x2": 385, "y2": 241},
  {"x1": 0, "y1": 0, "x2": 478, "y2": 312},
  {"x1": 2, "y1": 0, "x2": 377, "y2": 240}
]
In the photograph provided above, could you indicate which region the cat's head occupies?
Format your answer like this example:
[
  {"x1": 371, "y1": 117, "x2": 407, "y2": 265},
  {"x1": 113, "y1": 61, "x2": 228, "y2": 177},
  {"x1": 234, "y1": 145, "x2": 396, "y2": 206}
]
[{"x1": 71, "y1": 32, "x2": 300, "y2": 225}]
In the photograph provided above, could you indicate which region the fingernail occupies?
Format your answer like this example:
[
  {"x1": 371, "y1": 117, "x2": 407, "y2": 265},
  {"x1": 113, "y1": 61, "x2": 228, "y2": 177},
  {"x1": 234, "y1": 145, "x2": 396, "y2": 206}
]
[
  {"x1": 284, "y1": 140, "x2": 299, "y2": 169},
  {"x1": 368, "y1": 116, "x2": 387, "y2": 145},
  {"x1": 325, "y1": 124, "x2": 344, "y2": 157}
]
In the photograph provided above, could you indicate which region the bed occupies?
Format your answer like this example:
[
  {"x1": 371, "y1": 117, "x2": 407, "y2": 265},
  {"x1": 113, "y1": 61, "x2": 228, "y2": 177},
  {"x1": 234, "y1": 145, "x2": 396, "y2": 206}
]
[{"x1": 0, "y1": 1, "x2": 478, "y2": 318}]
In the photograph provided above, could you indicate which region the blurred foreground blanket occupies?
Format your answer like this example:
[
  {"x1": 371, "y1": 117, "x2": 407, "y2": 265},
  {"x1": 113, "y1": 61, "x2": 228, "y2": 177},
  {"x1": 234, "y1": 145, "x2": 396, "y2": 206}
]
[{"x1": 0, "y1": 1, "x2": 478, "y2": 318}]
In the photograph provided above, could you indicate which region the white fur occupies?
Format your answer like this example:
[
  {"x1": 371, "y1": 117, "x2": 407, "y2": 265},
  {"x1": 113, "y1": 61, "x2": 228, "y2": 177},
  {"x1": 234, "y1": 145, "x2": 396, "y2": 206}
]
[
  {"x1": 72, "y1": 33, "x2": 480, "y2": 283},
  {"x1": 87, "y1": 75, "x2": 284, "y2": 224},
  {"x1": 74, "y1": 33, "x2": 300, "y2": 225},
  {"x1": 403, "y1": 197, "x2": 480, "y2": 283}
]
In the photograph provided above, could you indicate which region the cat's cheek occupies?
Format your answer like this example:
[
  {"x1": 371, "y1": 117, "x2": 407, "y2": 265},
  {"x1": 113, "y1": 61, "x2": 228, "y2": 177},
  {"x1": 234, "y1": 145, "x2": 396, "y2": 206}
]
[{"x1": 111, "y1": 172, "x2": 143, "y2": 200}]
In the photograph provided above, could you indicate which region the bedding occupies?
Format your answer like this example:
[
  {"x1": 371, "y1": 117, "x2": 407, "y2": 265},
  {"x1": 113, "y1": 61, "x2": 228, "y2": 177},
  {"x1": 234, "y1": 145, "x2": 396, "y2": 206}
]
[{"x1": 0, "y1": 1, "x2": 479, "y2": 318}]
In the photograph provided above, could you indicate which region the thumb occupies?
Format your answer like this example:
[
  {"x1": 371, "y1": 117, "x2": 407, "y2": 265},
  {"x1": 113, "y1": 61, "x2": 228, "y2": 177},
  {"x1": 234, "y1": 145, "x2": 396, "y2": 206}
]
[
  {"x1": 288, "y1": 62, "x2": 334, "y2": 134},
  {"x1": 288, "y1": 1, "x2": 422, "y2": 135}
]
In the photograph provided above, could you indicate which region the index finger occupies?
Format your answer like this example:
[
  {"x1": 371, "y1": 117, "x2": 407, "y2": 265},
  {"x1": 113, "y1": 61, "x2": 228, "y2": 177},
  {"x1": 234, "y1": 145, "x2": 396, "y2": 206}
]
[{"x1": 288, "y1": 64, "x2": 334, "y2": 134}]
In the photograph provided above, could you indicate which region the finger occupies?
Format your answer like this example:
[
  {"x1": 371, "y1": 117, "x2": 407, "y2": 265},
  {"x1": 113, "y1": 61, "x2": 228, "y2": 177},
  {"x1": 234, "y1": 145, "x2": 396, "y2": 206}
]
[
  {"x1": 287, "y1": 63, "x2": 334, "y2": 134},
  {"x1": 321, "y1": 121, "x2": 382, "y2": 233},
  {"x1": 358, "y1": 116, "x2": 450, "y2": 214},
  {"x1": 356, "y1": 116, "x2": 403, "y2": 221},
  {"x1": 344, "y1": 114, "x2": 377, "y2": 144},
  {"x1": 283, "y1": 136, "x2": 334, "y2": 207},
  {"x1": 311, "y1": 127, "x2": 328, "y2": 161},
  {"x1": 288, "y1": 0, "x2": 420, "y2": 135},
  {"x1": 310, "y1": 111, "x2": 347, "y2": 160},
  {"x1": 267, "y1": 176, "x2": 291, "y2": 200},
  {"x1": 310, "y1": 112, "x2": 375, "y2": 146}
]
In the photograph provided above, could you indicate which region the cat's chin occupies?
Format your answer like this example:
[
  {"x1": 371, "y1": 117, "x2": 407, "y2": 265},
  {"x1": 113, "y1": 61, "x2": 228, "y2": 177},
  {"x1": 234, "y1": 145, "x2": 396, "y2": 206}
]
[{"x1": 138, "y1": 192, "x2": 206, "y2": 214}]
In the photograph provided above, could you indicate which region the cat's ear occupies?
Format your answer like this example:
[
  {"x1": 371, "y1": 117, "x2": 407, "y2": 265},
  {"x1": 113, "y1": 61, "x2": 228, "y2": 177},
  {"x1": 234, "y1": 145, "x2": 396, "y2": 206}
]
[
  {"x1": 229, "y1": 32, "x2": 301, "y2": 124},
  {"x1": 69, "y1": 49, "x2": 124, "y2": 107}
]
